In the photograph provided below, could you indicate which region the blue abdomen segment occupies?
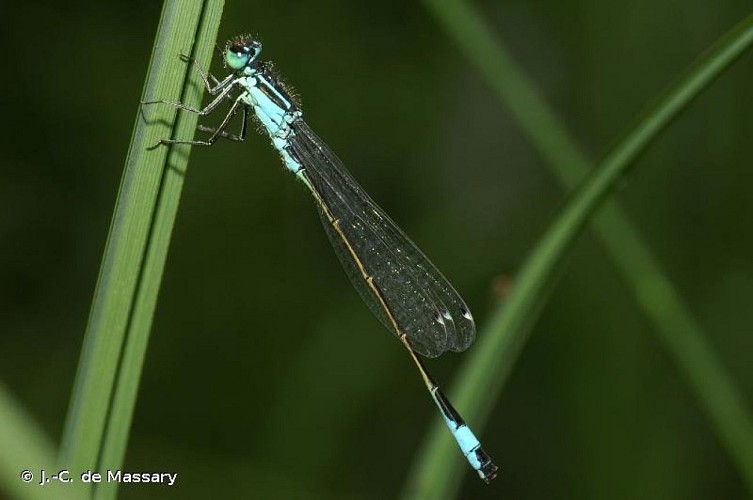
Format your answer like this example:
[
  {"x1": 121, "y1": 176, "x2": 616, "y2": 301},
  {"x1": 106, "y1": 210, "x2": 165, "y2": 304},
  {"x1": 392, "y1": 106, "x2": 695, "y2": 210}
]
[{"x1": 430, "y1": 387, "x2": 499, "y2": 483}]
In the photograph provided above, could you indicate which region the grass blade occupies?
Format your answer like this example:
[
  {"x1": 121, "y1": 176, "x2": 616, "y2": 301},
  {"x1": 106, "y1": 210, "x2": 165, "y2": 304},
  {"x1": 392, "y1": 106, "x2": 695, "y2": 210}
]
[
  {"x1": 59, "y1": 1, "x2": 224, "y2": 497},
  {"x1": 93, "y1": 4, "x2": 226, "y2": 500},
  {"x1": 0, "y1": 382, "x2": 81, "y2": 500},
  {"x1": 406, "y1": 4, "x2": 753, "y2": 497}
]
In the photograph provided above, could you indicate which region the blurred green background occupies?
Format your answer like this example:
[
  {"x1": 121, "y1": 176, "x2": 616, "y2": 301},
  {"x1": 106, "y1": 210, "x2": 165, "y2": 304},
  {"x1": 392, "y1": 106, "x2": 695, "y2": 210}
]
[{"x1": 1, "y1": 0, "x2": 752, "y2": 498}]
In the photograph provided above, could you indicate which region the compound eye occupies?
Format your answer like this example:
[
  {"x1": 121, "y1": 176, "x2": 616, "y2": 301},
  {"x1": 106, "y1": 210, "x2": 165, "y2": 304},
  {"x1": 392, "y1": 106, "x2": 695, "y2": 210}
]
[{"x1": 225, "y1": 47, "x2": 250, "y2": 70}]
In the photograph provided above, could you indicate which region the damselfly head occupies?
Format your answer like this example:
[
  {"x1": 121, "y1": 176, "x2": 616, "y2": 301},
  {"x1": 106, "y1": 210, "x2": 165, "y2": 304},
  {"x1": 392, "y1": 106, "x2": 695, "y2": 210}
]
[{"x1": 224, "y1": 34, "x2": 262, "y2": 70}]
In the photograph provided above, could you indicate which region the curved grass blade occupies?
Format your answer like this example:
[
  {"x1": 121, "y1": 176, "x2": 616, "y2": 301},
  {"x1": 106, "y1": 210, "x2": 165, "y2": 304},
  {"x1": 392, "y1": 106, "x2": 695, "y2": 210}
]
[
  {"x1": 59, "y1": 2, "x2": 224, "y2": 498},
  {"x1": 406, "y1": 5, "x2": 753, "y2": 497},
  {"x1": 0, "y1": 382, "x2": 82, "y2": 500}
]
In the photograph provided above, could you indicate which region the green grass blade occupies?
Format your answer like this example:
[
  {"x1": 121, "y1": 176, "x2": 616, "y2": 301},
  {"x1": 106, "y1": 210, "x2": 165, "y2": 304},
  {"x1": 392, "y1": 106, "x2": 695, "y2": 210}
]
[
  {"x1": 405, "y1": 5, "x2": 753, "y2": 498},
  {"x1": 59, "y1": 2, "x2": 224, "y2": 497},
  {"x1": 93, "y1": 4, "x2": 226, "y2": 500},
  {"x1": 0, "y1": 382, "x2": 81, "y2": 500}
]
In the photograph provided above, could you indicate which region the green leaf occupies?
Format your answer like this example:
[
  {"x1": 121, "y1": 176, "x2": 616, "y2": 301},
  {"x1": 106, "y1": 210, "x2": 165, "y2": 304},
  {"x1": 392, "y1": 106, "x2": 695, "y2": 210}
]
[
  {"x1": 59, "y1": 2, "x2": 225, "y2": 498},
  {"x1": 406, "y1": 4, "x2": 753, "y2": 498},
  {"x1": 0, "y1": 382, "x2": 81, "y2": 500}
]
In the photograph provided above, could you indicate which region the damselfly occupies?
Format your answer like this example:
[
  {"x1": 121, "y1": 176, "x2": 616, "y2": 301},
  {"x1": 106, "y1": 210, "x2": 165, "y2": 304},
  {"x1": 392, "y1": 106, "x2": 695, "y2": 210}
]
[{"x1": 143, "y1": 34, "x2": 498, "y2": 483}]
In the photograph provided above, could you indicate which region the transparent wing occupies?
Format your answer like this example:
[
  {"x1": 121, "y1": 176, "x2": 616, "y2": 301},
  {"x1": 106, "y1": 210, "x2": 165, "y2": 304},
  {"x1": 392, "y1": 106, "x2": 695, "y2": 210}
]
[{"x1": 288, "y1": 119, "x2": 475, "y2": 358}]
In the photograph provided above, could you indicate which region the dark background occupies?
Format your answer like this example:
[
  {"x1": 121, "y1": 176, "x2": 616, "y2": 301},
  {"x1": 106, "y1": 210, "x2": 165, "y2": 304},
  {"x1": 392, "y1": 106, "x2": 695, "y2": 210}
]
[{"x1": 1, "y1": 1, "x2": 752, "y2": 498}]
